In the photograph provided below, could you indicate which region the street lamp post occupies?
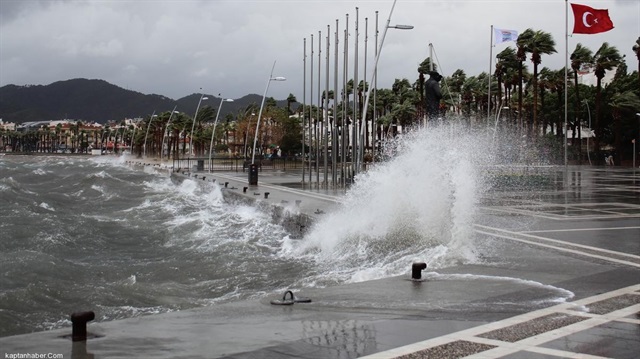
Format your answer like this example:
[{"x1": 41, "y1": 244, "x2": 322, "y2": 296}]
[
  {"x1": 250, "y1": 62, "x2": 285, "y2": 185},
  {"x1": 208, "y1": 97, "x2": 234, "y2": 168},
  {"x1": 189, "y1": 93, "x2": 209, "y2": 156},
  {"x1": 251, "y1": 64, "x2": 286, "y2": 165},
  {"x1": 143, "y1": 112, "x2": 157, "y2": 158}
]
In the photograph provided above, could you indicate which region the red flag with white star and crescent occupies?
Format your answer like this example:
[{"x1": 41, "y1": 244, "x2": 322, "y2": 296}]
[{"x1": 571, "y1": 3, "x2": 614, "y2": 34}]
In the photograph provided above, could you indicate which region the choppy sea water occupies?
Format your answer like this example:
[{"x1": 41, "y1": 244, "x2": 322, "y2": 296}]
[
  {"x1": 0, "y1": 155, "x2": 311, "y2": 336},
  {"x1": 0, "y1": 125, "x2": 573, "y2": 337}
]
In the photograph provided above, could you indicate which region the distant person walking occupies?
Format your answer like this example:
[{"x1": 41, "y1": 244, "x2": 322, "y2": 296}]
[{"x1": 425, "y1": 71, "x2": 443, "y2": 121}]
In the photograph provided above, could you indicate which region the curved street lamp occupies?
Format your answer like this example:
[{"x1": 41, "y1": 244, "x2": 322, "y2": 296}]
[
  {"x1": 252, "y1": 62, "x2": 286, "y2": 165},
  {"x1": 143, "y1": 111, "x2": 157, "y2": 158},
  {"x1": 189, "y1": 93, "x2": 209, "y2": 156},
  {"x1": 208, "y1": 97, "x2": 234, "y2": 167},
  {"x1": 387, "y1": 24, "x2": 413, "y2": 30}
]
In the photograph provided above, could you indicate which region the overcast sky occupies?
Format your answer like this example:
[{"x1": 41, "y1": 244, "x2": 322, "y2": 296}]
[{"x1": 1, "y1": 0, "x2": 638, "y2": 102}]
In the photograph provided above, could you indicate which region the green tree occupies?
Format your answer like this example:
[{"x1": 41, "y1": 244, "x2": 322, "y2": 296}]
[
  {"x1": 520, "y1": 29, "x2": 556, "y2": 134},
  {"x1": 495, "y1": 48, "x2": 518, "y2": 111},
  {"x1": 570, "y1": 43, "x2": 594, "y2": 150},
  {"x1": 610, "y1": 91, "x2": 640, "y2": 165},
  {"x1": 286, "y1": 93, "x2": 297, "y2": 115},
  {"x1": 516, "y1": 29, "x2": 534, "y2": 133},
  {"x1": 593, "y1": 42, "x2": 622, "y2": 155}
]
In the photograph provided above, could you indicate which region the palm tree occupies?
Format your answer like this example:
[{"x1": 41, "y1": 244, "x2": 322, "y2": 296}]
[
  {"x1": 495, "y1": 48, "x2": 518, "y2": 110},
  {"x1": 570, "y1": 43, "x2": 593, "y2": 159},
  {"x1": 516, "y1": 29, "x2": 534, "y2": 134},
  {"x1": 519, "y1": 29, "x2": 556, "y2": 134},
  {"x1": 610, "y1": 91, "x2": 640, "y2": 165},
  {"x1": 593, "y1": 42, "x2": 622, "y2": 155},
  {"x1": 538, "y1": 67, "x2": 553, "y2": 135},
  {"x1": 447, "y1": 69, "x2": 466, "y2": 114}
]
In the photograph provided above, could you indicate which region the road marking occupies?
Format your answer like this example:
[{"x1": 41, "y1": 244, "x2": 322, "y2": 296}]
[
  {"x1": 475, "y1": 224, "x2": 640, "y2": 262},
  {"x1": 480, "y1": 201, "x2": 640, "y2": 220},
  {"x1": 361, "y1": 285, "x2": 640, "y2": 359},
  {"x1": 523, "y1": 226, "x2": 640, "y2": 234}
]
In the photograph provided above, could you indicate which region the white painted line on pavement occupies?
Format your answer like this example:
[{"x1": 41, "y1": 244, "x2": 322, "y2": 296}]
[
  {"x1": 523, "y1": 226, "x2": 640, "y2": 234},
  {"x1": 476, "y1": 230, "x2": 640, "y2": 268},
  {"x1": 361, "y1": 284, "x2": 640, "y2": 359},
  {"x1": 475, "y1": 224, "x2": 640, "y2": 262}
]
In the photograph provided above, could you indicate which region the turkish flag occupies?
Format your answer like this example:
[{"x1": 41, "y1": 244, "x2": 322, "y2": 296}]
[{"x1": 571, "y1": 3, "x2": 614, "y2": 34}]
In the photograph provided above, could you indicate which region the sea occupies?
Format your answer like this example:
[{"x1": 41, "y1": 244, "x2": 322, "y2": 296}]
[{"x1": 0, "y1": 125, "x2": 571, "y2": 337}]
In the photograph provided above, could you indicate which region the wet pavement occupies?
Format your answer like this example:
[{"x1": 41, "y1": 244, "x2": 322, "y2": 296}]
[{"x1": 1, "y1": 165, "x2": 639, "y2": 358}]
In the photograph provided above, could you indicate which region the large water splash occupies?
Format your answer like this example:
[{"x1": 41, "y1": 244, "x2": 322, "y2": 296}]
[{"x1": 286, "y1": 124, "x2": 492, "y2": 285}]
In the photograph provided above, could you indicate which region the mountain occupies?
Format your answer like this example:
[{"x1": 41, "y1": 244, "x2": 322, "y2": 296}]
[{"x1": 0, "y1": 78, "x2": 293, "y2": 124}]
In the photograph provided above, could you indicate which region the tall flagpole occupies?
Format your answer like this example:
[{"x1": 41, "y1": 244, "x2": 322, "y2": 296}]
[
  {"x1": 564, "y1": 0, "x2": 569, "y2": 169},
  {"x1": 333, "y1": 19, "x2": 339, "y2": 186},
  {"x1": 353, "y1": 7, "x2": 359, "y2": 178},
  {"x1": 488, "y1": 25, "x2": 493, "y2": 122},
  {"x1": 324, "y1": 25, "x2": 330, "y2": 186},
  {"x1": 302, "y1": 37, "x2": 307, "y2": 185},
  {"x1": 309, "y1": 34, "x2": 314, "y2": 184}
]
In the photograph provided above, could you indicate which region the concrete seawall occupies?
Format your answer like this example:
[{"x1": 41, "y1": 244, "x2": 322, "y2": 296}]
[{"x1": 169, "y1": 170, "x2": 326, "y2": 238}]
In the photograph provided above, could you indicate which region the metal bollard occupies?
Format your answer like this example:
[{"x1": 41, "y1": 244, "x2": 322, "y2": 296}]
[
  {"x1": 411, "y1": 262, "x2": 427, "y2": 280},
  {"x1": 264, "y1": 192, "x2": 270, "y2": 199},
  {"x1": 225, "y1": 182, "x2": 229, "y2": 188},
  {"x1": 71, "y1": 311, "x2": 95, "y2": 341},
  {"x1": 243, "y1": 187, "x2": 248, "y2": 193}
]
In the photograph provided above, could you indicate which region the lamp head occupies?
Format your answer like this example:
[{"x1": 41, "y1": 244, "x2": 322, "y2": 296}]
[
  {"x1": 202, "y1": 97, "x2": 209, "y2": 100},
  {"x1": 389, "y1": 24, "x2": 413, "y2": 30},
  {"x1": 271, "y1": 77, "x2": 286, "y2": 81},
  {"x1": 224, "y1": 99, "x2": 234, "y2": 102}
]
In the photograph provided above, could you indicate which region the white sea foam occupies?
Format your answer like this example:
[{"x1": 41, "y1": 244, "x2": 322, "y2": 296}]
[
  {"x1": 423, "y1": 271, "x2": 575, "y2": 303},
  {"x1": 38, "y1": 202, "x2": 55, "y2": 211},
  {"x1": 283, "y1": 124, "x2": 491, "y2": 284}
]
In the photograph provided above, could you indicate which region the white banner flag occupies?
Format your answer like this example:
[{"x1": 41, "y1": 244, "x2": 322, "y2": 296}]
[{"x1": 494, "y1": 28, "x2": 518, "y2": 44}]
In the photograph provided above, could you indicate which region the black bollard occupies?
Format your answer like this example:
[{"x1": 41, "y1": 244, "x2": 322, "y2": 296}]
[
  {"x1": 243, "y1": 187, "x2": 248, "y2": 193},
  {"x1": 71, "y1": 311, "x2": 95, "y2": 341},
  {"x1": 264, "y1": 192, "x2": 270, "y2": 199},
  {"x1": 411, "y1": 262, "x2": 427, "y2": 280},
  {"x1": 225, "y1": 182, "x2": 229, "y2": 188}
]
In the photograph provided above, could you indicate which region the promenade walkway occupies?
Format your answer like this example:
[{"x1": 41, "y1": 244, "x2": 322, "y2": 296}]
[{"x1": 1, "y1": 164, "x2": 639, "y2": 358}]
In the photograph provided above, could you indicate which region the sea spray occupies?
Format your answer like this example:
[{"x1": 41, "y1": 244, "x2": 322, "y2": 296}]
[{"x1": 285, "y1": 124, "x2": 491, "y2": 284}]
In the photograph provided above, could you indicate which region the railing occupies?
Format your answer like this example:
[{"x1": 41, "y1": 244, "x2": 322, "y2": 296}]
[{"x1": 171, "y1": 156, "x2": 306, "y2": 173}]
